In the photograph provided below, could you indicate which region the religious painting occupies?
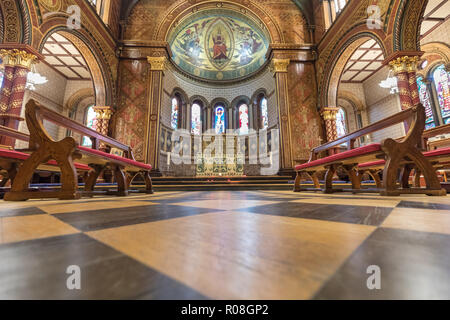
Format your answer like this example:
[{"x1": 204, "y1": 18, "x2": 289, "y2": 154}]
[
  {"x1": 169, "y1": 9, "x2": 270, "y2": 82},
  {"x1": 214, "y1": 105, "x2": 226, "y2": 134}
]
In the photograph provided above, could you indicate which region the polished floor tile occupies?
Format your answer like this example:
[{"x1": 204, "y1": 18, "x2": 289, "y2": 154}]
[
  {"x1": 396, "y1": 200, "x2": 450, "y2": 211},
  {"x1": 53, "y1": 204, "x2": 226, "y2": 232},
  {"x1": 38, "y1": 200, "x2": 157, "y2": 215},
  {"x1": 314, "y1": 228, "x2": 450, "y2": 299},
  {"x1": 382, "y1": 207, "x2": 450, "y2": 235},
  {"x1": 292, "y1": 198, "x2": 400, "y2": 208},
  {"x1": 0, "y1": 206, "x2": 47, "y2": 218},
  {"x1": 238, "y1": 202, "x2": 393, "y2": 226},
  {"x1": 0, "y1": 233, "x2": 207, "y2": 299},
  {"x1": 171, "y1": 199, "x2": 282, "y2": 210},
  {"x1": 88, "y1": 212, "x2": 375, "y2": 299},
  {"x1": 0, "y1": 214, "x2": 80, "y2": 244}
]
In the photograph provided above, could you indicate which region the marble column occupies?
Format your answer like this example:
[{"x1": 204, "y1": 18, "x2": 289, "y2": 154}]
[
  {"x1": 0, "y1": 48, "x2": 39, "y2": 147},
  {"x1": 146, "y1": 56, "x2": 167, "y2": 175},
  {"x1": 271, "y1": 58, "x2": 293, "y2": 173},
  {"x1": 389, "y1": 56, "x2": 413, "y2": 111},
  {"x1": 93, "y1": 106, "x2": 113, "y2": 150},
  {"x1": 406, "y1": 56, "x2": 420, "y2": 106}
]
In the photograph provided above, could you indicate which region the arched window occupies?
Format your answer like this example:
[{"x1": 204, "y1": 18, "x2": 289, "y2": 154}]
[
  {"x1": 171, "y1": 97, "x2": 180, "y2": 130},
  {"x1": 260, "y1": 97, "x2": 268, "y2": 130},
  {"x1": 432, "y1": 64, "x2": 450, "y2": 125},
  {"x1": 191, "y1": 102, "x2": 202, "y2": 135},
  {"x1": 82, "y1": 105, "x2": 96, "y2": 146},
  {"x1": 0, "y1": 69, "x2": 4, "y2": 89},
  {"x1": 336, "y1": 107, "x2": 347, "y2": 138},
  {"x1": 214, "y1": 105, "x2": 226, "y2": 134},
  {"x1": 417, "y1": 76, "x2": 436, "y2": 129},
  {"x1": 238, "y1": 103, "x2": 249, "y2": 135}
]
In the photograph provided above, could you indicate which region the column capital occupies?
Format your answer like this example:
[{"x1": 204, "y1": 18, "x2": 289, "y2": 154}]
[
  {"x1": 147, "y1": 56, "x2": 167, "y2": 71},
  {"x1": 93, "y1": 106, "x2": 113, "y2": 120},
  {"x1": 320, "y1": 106, "x2": 339, "y2": 121},
  {"x1": 270, "y1": 58, "x2": 290, "y2": 73},
  {"x1": 0, "y1": 49, "x2": 39, "y2": 70}
]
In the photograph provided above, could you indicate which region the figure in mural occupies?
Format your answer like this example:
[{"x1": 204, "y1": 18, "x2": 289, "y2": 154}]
[{"x1": 212, "y1": 29, "x2": 228, "y2": 60}]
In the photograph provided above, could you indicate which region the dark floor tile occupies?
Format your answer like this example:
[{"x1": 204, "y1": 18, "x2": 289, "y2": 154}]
[
  {"x1": 397, "y1": 201, "x2": 450, "y2": 211},
  {"x1": 0, "y1": 233, "x2": 208, "y2": 299},
  {"x1": 239, "y1": 202, "x2": 393, "y2": 226},
  {"x1": 0, "y1": 207, "x2": 47, "y2": 218},
  {"x1": 314, "y1": 228, "x2": 450, "y2": 299},
  {"x1": 53, "y1": 205, "x2": 225, "y2": 232}
]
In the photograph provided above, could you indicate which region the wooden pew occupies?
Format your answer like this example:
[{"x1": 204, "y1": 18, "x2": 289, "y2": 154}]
[
  {"x1": 0, "y1": 125, "x2": 91, "y2": 188},
  {"x1": 357, "y1": 123, "x2": 450, "y2": 188},
  {"x1": 4, "y1": 99, "x2": 153, "y2": 201},
  {"x1": 293, "y1": 103, "x2": 446, "y2": 196}
]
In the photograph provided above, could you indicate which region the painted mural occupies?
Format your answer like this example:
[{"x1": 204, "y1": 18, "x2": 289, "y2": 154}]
[{"x1": 169, "y1": 10, "x2": 270, "y2": 82}]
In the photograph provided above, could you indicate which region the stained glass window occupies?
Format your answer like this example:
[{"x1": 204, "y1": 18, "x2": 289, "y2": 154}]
[
  {"x1": 171, "y1": 97, "x2": 179, "y2": 130},
  {"x1": 260, "y1": 97, "x2": 268, "y2": 130},
  {"x1": 417, "y1": 76, "x2": 436, "y2": 129},
  {"x1": 82, "y1": 105, "x2": 96, "y2": 147},
  {"x1": 433, "y1": 64, "x2": 450, "y2": 125},
  {"x1": 214, "y1": 105, "x2": 226, "y2": 134},
  {"x1": 0, "y1": 69, "x2": 4, "y2": 89},
  {"x1": 191, "y1": 103, "x2": 202, "y2": 135},
  {"x1": 238, "y1": 104, "x2": 249, "y2": 135},
  {"x1": 336, "y1": 107, "x2": 347, "y2": 138}
]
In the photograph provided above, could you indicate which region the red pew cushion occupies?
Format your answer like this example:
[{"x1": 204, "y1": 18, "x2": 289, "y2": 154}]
[
  {"x1": 295, "y1": 143, "x2": 382, "y2": 171},
  {"x1": 423, "y1": 147, "x2": 450, "y2": 157},
  {"x1": 0, "y1": 148, "x2": 91, "y2": 171},
  {"x1": 78, "y1": 146, "x2": 152, "y2": 170}
]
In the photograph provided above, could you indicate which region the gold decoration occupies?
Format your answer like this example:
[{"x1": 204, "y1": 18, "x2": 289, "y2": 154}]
[
  {"x1": 270, "y1": 59, "x2": 290, "y2": 73},
  {"x1": 388, "y1": 56, "x2": 420, "y2": 74},
  {"x1": 93, "y1": 106, "x2": 113, "y2": 120},
  {"x1": 0, "y1": 49, "x2": 38, "y2": 70},
  {"x1": 320, "y1": 107, "x2": 339, "y2": 121},
  {"x1": 147, "y1": 56, "x2": 167, "y2": 71}
]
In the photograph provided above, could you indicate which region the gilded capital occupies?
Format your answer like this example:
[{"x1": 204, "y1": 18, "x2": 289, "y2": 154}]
[
  {"x1": 147, "y1": 56, "x2": 167, "y2": 71},
  {"x1": 93, "y1": 106, "x2": 113, "y2": 120},
  {"x1": 321, "y1": 107, "x2": 339, "y2": 121},
  {"x1": 0, "y1": 49, "x2": 39, "y2": 70},
  {"x1": 270, "y1": 59, "x2": 290, "y2": 73},
  {"x1": 389, "y1": 56, "x2": 420, "y2": 74}
]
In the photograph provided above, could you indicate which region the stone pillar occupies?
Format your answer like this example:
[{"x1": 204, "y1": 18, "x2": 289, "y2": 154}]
[
  {"x1": 407, "y1": 56, "x2": 420, "y2": 106},
  {"x1": 0, "y1": 48, "x2": 40, "y2": 147},
  {"x1": 146, "y1": 56, "x2": 166, "y2": 175},
  {"x1": 389, "y1": 56, "x2": 413, "y2": 110},
  {"x1": 321, "y1": 106, "x2": 339, "y2": 155},
  {"x1": 93, "y1": 106, "x2": 113, "y2": 151},
  {"x1": 271, "y1": 58, "x2": 293, "y2": 174}
]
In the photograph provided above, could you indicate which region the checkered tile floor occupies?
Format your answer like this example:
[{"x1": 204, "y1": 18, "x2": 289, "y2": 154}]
[{"x1": 1, "y1": 190, "x2": 449, "y2": 299}]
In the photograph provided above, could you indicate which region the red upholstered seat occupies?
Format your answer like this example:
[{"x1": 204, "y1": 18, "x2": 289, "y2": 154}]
[
  {"x1": 78, "y1": 146, "x2": 152, "y2": 170},
  {"x1": 423, "y1": 147, "x2": 450, "y2": 157},
  {"x1": 358, "y1": 160, "x2": 385, "y2": 168},
  {"x1": 295, "y1": 143, "x2": 382, "y2": 171},
  {"x1": 0, "y1": 148, "x2": 91, "y2": 171}
]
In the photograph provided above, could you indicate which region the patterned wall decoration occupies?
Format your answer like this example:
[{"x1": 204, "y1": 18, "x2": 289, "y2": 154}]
[
  {"x1": 287, "y1": 62, "x2": 323, "y2": 160},
  {"x1": 114, "y1": 60, "x2": 149, "y2": 160},
  {"x1": 168, "y1": 9, "x2": 270, "y2": 82},
  {"x1": 0, "y1": 0, "x2": 22, "y2": 43}
]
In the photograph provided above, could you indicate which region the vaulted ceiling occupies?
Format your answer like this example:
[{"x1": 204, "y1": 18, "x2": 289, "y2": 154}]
[{"x1": 420, "y1": 0, "x2": 449, "y2": 38}]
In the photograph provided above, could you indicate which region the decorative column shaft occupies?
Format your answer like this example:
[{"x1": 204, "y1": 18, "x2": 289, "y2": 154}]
[
  {"x1": 321, "y1": 106, "x2": 339, "y2": 155},
  {"x1": 271, "y1": 58, "x2": 293, "y2": 172},
  {"x1": 406, "y1": 56, "x2": 420, "y2": 106},
  {"x1": 0, "y1": 48, "x2": 39, "y2": 147},
  {"x1": 146, "y1": 56, "x2": 166, "y2": 174},
  {"x1": 389, "y1": 56, "x2": 413, "y2": 110},
  {"x1": 93, "y1": 106, "x2": 113, "y2": 151}
]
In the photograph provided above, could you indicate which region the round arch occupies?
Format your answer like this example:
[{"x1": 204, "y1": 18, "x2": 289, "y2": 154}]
[
  {"x1": 36, "y1": 21, "x2": 113, "y2": 107},
  {"x1": 324, "y1": 32, "x2": 387, "y2": 108},
  {"x1": 394, "y1": 0, "x2": 429, "y2": 51}
]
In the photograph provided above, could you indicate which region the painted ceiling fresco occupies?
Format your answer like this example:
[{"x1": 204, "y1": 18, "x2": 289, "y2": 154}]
[{"x1": 169, "y1": 10, "x2": 270, "y2": 82}]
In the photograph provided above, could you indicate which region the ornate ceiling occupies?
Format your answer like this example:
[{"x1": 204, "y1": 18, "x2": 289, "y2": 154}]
[{"x1": 168, "y1": 8, "x2": 270, "y2": 82}]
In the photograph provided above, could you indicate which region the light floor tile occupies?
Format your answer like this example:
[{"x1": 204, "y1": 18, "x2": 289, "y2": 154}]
[
  {"x1": 382, "y1": 207, "x2": 450, "y2": 235},
  {"x1": 88, "y1": 212, "x2": 375, "y2": 299},
  {"x1": 170, "y1": 199, "x2": 280, "y2": 210},
  {"x1": 0, "y1": 214, "x2": 80, "y2": 244}
]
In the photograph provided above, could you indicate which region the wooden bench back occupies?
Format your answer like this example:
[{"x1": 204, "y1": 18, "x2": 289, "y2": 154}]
[
  {"x1": 309, "y1": 104, "x2": 425, "y2": 161},
  {"x1": 25, "y1": 99, "x2": 135, "y2": 160},
  {"x1": 0, "y1": 125, "x2": 30, "y2": 142}
]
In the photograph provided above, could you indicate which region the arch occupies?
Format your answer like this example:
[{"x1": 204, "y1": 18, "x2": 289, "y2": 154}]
[
  {"x1": 154, "y1": 0, "x2": 284, "y2": 43},
  {"x1": 65, "y1": 88, "x2": 95, "y2": 113},
  {"x1": 324, "y1": 33, "x2": 387, "y2": 108},
  {"x1": 394, "y1": 0, "x2": 429, "y2": 51},
  {"x1": 211, "y1": 99, "x2": 229, "y2": 134},
  {"x1": 37, "y1": 21, "x2": 114, "y2": 107},
  {"x1": 0, "y1": 0, "x2": 31, "y2": 44},
  {"x1": 189, "y1": 95, "x2": 209, "y2": 108},
  {"x1": 251, "y1": 88, "x2": 268, "y2": 106},
  {"x1": 337, "y1": 90, "x2": 366, "y2": 111},
  {"x1": 418, "y1": 42, "x2": 450, "y2": 77}
]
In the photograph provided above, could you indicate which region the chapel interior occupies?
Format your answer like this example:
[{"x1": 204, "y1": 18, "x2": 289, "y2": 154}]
[{"x1": 0, "y1": 0, "x2": 449, "y2": 300}]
